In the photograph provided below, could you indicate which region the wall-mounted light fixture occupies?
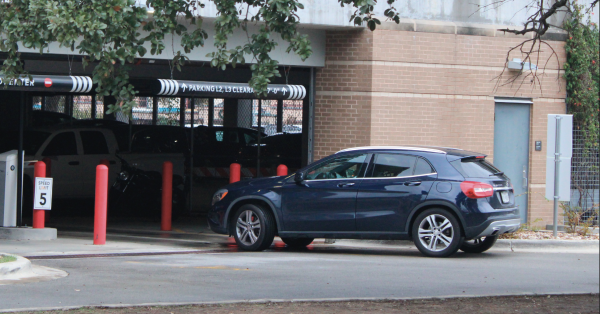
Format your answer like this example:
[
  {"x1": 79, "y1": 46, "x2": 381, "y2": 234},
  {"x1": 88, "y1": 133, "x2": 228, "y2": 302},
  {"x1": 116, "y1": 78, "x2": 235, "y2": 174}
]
[{"x1": 508, "y1": 58, "x2": 538, "y2": 71}]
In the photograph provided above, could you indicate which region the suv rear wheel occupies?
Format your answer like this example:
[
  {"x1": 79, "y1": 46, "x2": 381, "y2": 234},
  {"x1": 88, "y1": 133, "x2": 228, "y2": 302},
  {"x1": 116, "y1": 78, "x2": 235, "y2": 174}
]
[
  {"x1": 460, "y1": 236, "x2": 498, "y2": 253},
  {"x1": 232, "y1": 204, "x2": 275, "y2": 251},
  {"x1": 411, "y1": 208, "x2": 463, "y2": 257}
]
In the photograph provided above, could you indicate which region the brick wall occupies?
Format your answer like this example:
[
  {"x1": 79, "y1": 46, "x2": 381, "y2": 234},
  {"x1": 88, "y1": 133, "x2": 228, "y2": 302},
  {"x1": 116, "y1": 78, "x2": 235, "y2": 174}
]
[
  {"x1": 528, "y1": 99, "x2": 567, "y2": 226},
  {"x1": 313, "y1": 27, "x2": 567, "y2": 224},
  {"x1": 314, "y1": 30, "x2": 374, "y2": 161}
]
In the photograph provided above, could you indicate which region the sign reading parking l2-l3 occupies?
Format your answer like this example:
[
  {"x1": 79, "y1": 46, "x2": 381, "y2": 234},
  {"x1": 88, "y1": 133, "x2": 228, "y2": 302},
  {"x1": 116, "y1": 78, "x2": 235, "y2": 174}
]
[
  {"x1": 156, "y1": 79, "x2": 306, "y2": 100},
  {"x1": 0, "y1": 75, "x2": 93, "y2": 93}
]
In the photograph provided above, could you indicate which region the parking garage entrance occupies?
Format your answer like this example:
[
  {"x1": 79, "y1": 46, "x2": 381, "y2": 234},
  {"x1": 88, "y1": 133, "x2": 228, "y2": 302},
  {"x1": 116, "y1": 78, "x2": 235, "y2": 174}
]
[{"x1": 0, "y1": 75, "x2": 312, "y2": 228}]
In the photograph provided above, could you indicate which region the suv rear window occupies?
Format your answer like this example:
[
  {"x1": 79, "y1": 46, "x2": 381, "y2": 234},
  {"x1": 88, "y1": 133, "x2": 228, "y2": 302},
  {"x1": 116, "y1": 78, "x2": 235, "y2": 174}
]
[{"x1": 450, "y1": 158, "x2": 501, "y2": 178}]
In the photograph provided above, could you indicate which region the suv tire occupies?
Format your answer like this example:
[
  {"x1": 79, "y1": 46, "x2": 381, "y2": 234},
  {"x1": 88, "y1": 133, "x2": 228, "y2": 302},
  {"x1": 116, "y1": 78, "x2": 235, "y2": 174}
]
[
  {"x1": 232, "y1": 204, "x2": 275, "y2": 251},
  {"x1": 280, "y1": 237, "x2": 314, "y2": 248},
  {"x1": 411, "y1": 208, "x2": 463, "y2": 257},
  {"x1": 460, "y1": 236, "x2": 498, "y2": 253}
]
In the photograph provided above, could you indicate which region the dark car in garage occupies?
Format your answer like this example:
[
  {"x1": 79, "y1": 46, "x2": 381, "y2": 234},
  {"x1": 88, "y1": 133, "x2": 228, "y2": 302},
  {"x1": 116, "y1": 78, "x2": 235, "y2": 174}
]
[
  {"x1": 259, "y1": 133, "x2": 302, "y2": 170},
  {"x1": 192, "y1": 126, "x2": 266, "y2": 168},
  {"x1": 208, "y1": 146, "x2": 521, "y2": 257}
]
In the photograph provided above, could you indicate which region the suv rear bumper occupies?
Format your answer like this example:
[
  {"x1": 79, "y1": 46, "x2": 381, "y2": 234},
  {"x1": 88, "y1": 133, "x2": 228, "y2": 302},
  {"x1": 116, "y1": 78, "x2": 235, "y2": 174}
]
[{"x1": 473, "y1": 218, "x2": 521, "y2": 238}]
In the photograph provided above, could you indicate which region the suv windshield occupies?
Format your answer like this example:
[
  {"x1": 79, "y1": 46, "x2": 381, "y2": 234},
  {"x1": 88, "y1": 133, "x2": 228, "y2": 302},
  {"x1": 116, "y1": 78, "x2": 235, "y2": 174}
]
[{"x1": 450, "y1": 158, "x2": 502, "y2": 178}]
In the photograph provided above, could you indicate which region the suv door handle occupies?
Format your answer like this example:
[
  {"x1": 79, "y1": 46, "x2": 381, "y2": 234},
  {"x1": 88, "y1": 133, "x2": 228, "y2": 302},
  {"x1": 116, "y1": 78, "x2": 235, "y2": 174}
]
[
  {"x1": 68, "y1": 161, "x2": 80, "y2": 166},
  {"x1": 337, "y1": 182, "x2": 355, "y2": 188},
  {"x1": 404, "y1": 181, "x2": 421, "y2": 186}
]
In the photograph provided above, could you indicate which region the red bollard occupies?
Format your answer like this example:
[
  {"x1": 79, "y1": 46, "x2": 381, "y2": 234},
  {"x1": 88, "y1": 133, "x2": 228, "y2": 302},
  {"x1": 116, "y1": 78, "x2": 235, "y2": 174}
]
[
  {"x1": 161, "y1": 161, "x2": 173, "y2": 231},
  {"x1": 230, "y1": 163, "x2": 241, "y2": 183},
  {"x1": 33, "y1": 161, "x2": 46, "y2": 229},
  {"x1": 94, "y1": 165, "x2": 108, "y2": 245},
  {"x1": 277, "y1": 164, "x2": 288, "y2": 176},
  {"x1": 42, "y1": 158, "x2": 52, "y2": 224}
]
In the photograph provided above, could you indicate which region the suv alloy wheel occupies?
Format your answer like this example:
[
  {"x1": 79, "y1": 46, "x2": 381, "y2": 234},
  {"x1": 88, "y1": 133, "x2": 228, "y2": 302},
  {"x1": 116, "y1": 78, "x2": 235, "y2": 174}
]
[
  {"x1": 232, "y1": 204, "x2": 276, "y2": 251},
  {"x1": 411, "y1": 208, "x2": 463, "y2": 257}
]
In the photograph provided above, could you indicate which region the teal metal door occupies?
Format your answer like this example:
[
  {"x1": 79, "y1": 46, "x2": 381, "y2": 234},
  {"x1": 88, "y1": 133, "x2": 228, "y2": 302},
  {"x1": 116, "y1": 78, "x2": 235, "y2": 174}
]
[{"x1": 494, "y1": 102, "x2": 531, "y2": 223}]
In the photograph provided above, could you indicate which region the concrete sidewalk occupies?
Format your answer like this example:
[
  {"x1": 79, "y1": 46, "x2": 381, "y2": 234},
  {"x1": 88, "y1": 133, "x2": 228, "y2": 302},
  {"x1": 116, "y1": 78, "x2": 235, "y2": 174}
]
[
  {"x1": 1, "y1": 213, "x2": 598, "y2": 258},
  {"x1": 1, "y1": 215, "x2": 598, "y2": 286}
]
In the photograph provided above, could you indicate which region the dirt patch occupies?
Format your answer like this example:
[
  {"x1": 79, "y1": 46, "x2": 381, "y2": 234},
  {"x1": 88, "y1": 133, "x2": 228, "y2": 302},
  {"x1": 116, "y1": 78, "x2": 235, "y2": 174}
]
[
  {"x1": 500, "y1": 230, "x2": 599, "y2": 240},
  {"x1": 27, "y1": 294, "x2": 599, "y2": 314}
]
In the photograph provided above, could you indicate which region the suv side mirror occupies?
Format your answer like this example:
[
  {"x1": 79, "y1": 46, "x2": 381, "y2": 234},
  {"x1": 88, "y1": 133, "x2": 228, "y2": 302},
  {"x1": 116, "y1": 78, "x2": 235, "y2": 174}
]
[{"x1": 294, "y1": 172, "x2": 305, "y2": 183}]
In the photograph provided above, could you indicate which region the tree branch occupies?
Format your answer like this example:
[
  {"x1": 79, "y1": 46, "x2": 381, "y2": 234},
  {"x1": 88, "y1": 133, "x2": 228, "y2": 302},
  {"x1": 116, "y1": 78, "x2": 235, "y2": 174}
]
[{"x1": 498, "y1": 0, "x2": 568, "y2": 36}]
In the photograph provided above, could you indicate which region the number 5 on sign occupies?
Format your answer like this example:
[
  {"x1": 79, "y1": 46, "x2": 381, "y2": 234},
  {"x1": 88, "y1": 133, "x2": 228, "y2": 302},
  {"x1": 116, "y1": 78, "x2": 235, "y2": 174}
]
[{"x1": 34, "y1": 178, "x2": 53, "y2": 210}]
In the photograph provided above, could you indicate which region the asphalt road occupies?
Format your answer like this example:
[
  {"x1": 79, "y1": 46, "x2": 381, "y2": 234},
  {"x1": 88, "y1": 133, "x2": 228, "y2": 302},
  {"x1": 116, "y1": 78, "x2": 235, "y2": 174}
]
[{"x1": 1, "y1": 245, "x2": 598, "y2": 311}]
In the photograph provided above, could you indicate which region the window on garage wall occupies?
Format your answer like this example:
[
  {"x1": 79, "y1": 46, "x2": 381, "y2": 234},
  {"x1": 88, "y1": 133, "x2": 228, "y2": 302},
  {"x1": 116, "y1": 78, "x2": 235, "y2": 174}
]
[
  {"x1": 95, "y1": 96, "x2": 104, "y2": 119},
  {"x1": 157, "y1": 97, "x2": 180, "y2": 126},
  {"x1": 189, "y1": 98, "x2": 209, "y2": 127},
  {"x1": 283, "y1": 100, "x2": 303, "y2": 134},
  {"x1": 254, "y1": 100, "x2": 277, "y2": 136},
  {"x1": 132, "y1": 97, "x2": 153, "y2": 125},
  {"x1": 72, "y1": 96, "x2": 92, "y2": 119},
  {"x1": 213, "y1": 98, "x2": 224, "y2": 126}
]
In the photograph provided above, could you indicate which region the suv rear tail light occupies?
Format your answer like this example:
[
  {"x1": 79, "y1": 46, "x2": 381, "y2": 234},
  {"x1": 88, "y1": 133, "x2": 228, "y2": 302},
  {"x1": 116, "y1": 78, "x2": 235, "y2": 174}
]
[{"x1": 460, "y1": 181, "x2": 494, "y2": 198}]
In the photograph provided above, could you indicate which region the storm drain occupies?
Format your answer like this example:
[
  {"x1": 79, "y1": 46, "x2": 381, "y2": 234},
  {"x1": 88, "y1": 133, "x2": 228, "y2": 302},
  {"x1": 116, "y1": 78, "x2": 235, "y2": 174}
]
[{"x1": 25, "y1": 249, "x2": 230, "y2": 260}]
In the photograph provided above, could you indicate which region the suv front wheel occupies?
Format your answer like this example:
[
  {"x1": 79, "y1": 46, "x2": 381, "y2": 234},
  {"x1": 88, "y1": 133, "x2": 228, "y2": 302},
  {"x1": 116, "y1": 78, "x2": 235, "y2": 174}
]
[
  {"x1": 412, "y1": 208, "x2": 463, "y2": 257},
  {"x1": 232, "y1": 204, "x2": 276, "y2": 251}
]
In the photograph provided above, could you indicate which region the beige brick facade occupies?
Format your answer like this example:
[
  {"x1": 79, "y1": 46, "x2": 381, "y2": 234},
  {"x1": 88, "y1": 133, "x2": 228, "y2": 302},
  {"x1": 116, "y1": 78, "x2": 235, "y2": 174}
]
[{"x1": 314, "y1": 26, "x2": 567, "y2": 226}]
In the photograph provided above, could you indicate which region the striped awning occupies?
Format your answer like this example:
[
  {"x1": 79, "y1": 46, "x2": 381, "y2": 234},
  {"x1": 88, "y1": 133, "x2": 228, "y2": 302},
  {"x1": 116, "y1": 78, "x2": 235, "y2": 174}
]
[
  {"x1": 154, "y1": 79, "x2": 306, "y2": 100},
  {"x1": 0, "y1": 75, "x2": 306, "y2": 99},
  {"x1": 0, "y1": 75, "x2": 93, "y2": 93}
]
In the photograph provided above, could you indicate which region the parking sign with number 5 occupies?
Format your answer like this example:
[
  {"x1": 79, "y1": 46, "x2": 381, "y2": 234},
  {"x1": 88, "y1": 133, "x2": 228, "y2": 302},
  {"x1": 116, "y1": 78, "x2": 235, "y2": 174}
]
[{"x1": 34, "y1": 178, "x2": 53, "y2": 210}]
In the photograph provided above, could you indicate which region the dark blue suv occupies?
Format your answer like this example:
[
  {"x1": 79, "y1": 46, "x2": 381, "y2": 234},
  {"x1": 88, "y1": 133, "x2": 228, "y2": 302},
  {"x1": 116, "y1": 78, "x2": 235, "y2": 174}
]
[{"x1": 208, "y1": 146, "x2": 521, "y2": 257}]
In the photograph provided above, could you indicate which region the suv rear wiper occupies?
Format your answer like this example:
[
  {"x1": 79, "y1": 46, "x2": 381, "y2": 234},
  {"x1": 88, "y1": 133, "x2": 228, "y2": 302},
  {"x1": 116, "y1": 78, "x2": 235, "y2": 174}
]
[{"x1": 490, "y1": 172, "x2": 504, "y2": 176}]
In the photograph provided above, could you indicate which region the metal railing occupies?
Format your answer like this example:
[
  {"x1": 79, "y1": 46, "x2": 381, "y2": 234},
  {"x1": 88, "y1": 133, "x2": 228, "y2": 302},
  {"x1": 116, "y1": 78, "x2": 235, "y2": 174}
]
[{"x1": 566, "y1": 129, "x2": 599, "y2": 227}]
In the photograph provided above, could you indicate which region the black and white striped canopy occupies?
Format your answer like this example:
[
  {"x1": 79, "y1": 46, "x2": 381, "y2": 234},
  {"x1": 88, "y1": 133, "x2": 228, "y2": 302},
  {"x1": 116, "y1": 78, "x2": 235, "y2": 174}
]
[
  {"x1": 154, "y1": 79, "x2": 306, "y2": 100},
  {"x1": 0, "y1": 75, "x2": 93, "y2": 93},
  {"x1": 0, "y1": 75, "x2": 306, "y2": 100}
]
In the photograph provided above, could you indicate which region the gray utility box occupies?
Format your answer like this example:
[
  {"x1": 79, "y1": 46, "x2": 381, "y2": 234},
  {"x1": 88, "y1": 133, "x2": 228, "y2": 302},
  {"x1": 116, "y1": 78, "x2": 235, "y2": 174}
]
[{"x1": 0, "y1": 150, "x2": 18, "y2": 227}]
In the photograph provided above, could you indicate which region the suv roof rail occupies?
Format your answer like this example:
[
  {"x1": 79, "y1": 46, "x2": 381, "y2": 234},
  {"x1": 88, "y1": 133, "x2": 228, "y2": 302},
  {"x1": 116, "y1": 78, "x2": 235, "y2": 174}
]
[{"x1": 336, "y1": 146, "x2": 446, "y2": 154}]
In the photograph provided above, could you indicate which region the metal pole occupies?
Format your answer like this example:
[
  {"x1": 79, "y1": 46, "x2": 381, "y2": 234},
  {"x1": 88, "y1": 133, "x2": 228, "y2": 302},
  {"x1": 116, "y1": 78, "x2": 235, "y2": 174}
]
[
  {"x1": 256, "y1": 100, "x2": 262, "y2": 178},
  {"x1": 128, "y1": 114, "x2": 133, "y2": 152},
  {"x1": 189, "y1": 98, "x2": 194, "y2": 213},
  {"x1": 208, "y1": 98, "x2": 214, "y2": 127},
  {"x1": 308, "y1": 68, "x2": 315, "y2": 164},
  {"x1": 179, "y1": 97, "x2": 185, "y2": 127},
  {"x1": 17, "y1": 92, "x2": 25, "y2": 227},
  {"x1": 91, "y1": 95, "x2": 97, "y2": 119},
  {"x1": 68, "y1": 95, "x2": 74, "y2": 125},
  {"x1": 276, "y1": 99, "x2": 283, "y2": 133},
  {"x1": 152, "y1": 96, "x2": 158, "y2": 125},
  {"x1": 553, "y1": 116, "x2": 562, "y2": 238}
]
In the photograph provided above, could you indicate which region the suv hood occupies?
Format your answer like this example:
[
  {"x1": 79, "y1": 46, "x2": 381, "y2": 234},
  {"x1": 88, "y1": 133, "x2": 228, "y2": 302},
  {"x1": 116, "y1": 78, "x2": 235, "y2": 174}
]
[{"x1": 247, "y1": 176, "x2": 284, "y2": 186}]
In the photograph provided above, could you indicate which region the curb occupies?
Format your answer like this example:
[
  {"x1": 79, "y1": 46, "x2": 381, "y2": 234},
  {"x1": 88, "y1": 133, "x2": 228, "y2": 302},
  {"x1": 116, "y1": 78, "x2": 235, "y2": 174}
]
[
  {"x1": 495, "y1": 239, "x2": 599, "y2": 250},
  {"x1": 0, "y1": 227, "x2": 57, "y2": 240},
  {"x1": 333, "y1": 239, "x2": 599, "y2": 250},
  {"x1": 0, "y1": 254, "x2": 33, "y2": 280}
]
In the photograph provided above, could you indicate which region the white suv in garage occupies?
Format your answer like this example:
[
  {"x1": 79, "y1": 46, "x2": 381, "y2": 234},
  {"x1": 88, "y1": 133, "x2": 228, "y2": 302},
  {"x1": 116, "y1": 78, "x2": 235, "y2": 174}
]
[{"x1": 15, "y1": 126, "x2": 186, "y2": 199}]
